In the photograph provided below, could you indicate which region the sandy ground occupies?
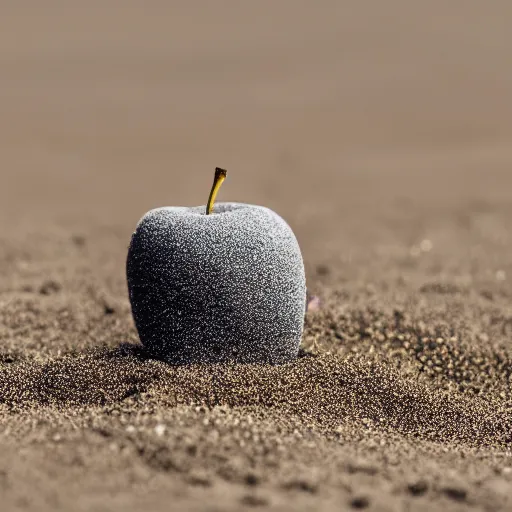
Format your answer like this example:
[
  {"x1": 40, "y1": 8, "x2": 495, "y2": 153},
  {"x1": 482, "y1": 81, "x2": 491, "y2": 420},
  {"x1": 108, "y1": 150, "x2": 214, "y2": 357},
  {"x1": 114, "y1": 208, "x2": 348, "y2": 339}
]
[{"x1": 2, "y1": 2, "x2": 512, "y2": 511}]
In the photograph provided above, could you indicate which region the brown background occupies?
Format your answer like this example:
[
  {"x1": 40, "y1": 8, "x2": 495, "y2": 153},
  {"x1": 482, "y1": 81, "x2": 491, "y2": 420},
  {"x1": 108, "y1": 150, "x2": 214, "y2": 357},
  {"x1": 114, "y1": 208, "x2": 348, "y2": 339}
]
[{"x1": 1, "y1": 2, "x2": 512, "y2": 511}]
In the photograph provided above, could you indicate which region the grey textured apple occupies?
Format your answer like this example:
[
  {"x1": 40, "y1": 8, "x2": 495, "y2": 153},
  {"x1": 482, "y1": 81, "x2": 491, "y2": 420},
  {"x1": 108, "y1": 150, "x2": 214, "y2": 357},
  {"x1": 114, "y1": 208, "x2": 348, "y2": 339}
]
[{"x1": 126, "y1": 168, "x2": 306, "y2": 364}]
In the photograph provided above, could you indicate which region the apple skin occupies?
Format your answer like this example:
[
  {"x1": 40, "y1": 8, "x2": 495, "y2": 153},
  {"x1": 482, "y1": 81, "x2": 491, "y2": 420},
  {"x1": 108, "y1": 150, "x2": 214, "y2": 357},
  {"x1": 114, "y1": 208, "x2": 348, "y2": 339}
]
[{"x1": 126, "y1": 202, "x2": 306, "y2": 364}]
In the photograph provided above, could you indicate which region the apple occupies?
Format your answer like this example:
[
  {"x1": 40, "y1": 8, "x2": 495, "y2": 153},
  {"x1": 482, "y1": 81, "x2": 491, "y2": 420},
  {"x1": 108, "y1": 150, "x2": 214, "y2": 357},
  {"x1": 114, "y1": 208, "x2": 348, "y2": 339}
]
[{"x1": 126, "y1": 168, "x2": 306, "y2": 364}]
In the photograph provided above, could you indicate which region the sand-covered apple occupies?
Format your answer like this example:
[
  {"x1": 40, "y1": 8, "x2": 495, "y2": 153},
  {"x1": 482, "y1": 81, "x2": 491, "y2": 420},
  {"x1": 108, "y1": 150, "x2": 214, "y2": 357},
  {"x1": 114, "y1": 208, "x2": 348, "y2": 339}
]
[{"x1": 126, "y1": 168, "x2": 306, "y2": 364}]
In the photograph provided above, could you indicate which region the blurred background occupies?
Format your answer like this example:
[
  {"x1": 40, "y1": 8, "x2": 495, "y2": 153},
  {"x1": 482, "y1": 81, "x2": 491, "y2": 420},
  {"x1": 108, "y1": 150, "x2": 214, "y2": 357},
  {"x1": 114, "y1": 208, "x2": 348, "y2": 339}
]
[{"x1": 1, "y1": 1, "x2": 512, "y2": 278}]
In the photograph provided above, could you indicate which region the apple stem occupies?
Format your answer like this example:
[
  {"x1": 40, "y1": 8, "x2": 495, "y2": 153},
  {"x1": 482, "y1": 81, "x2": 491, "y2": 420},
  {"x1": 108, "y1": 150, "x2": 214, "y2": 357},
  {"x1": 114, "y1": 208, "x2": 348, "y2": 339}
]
[{"x1": 206, "y1": 167, "x2": 227, "y2": 215}]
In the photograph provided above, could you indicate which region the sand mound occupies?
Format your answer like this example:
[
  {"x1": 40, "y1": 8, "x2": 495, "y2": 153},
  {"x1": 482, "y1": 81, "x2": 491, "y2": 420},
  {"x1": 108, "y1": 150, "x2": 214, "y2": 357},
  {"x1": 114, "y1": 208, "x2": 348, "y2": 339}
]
[{"x1": 2, "y1": 338, "x2": 511, "y2": 449}]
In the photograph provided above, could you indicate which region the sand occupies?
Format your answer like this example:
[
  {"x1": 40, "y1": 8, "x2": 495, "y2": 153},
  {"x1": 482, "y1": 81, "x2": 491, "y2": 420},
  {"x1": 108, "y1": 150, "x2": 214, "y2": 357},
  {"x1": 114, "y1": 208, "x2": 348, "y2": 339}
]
[{"x1": 2, "y1": 2, "x2": 512, "y2": 510}]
